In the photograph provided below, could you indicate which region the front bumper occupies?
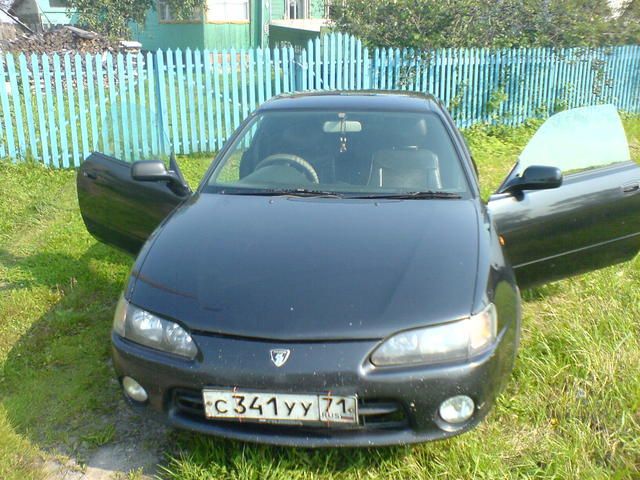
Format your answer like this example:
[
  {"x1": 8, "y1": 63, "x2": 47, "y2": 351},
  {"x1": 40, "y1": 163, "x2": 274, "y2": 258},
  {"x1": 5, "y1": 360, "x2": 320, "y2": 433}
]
[{"x1": 112, "y1": 318, "x2": 518, "y2": 447}]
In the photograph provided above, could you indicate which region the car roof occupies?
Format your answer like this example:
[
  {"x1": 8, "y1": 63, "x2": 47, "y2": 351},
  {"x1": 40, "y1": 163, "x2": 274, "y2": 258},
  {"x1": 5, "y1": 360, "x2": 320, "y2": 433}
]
[{"x1": 257, "y1": 91, "x2": 443, "y2": 113}]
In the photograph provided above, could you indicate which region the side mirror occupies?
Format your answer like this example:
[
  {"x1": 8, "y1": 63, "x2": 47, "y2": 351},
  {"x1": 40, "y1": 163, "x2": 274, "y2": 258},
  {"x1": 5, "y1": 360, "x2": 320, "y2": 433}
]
[
  {"x1": 131, "y1": 160, "x2": 190, "y2": 196},
  {"x1": 500, "y1": 165, "x2": 562, "y2": 195}
]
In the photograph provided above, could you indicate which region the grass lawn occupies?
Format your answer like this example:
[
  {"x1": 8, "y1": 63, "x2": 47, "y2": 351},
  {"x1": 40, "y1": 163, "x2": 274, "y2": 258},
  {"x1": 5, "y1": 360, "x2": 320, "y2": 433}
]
[{"x1": 0, "y1": 118, "x2": 639, "y2": 479}]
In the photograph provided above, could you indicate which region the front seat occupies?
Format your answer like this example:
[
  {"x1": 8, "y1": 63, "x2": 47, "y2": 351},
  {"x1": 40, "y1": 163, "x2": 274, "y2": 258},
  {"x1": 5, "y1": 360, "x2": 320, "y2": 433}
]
[{"x1": 367, "y1": 148, "x2": 443, "y2": 190}]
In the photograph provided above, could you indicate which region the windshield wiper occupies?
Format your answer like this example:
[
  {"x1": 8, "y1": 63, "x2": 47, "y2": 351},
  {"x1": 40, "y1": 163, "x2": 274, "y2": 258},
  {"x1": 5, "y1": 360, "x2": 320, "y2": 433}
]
[
  {"x1": 351, "y1": 191, "x2": 462, "y2": 200},
  {"x1": 219, "y1": 188, "x2": 345, "y2": 198}
]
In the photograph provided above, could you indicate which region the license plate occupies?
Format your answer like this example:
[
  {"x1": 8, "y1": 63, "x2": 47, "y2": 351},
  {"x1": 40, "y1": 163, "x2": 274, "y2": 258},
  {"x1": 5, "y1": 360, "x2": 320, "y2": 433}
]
[{"x1": 202, "y1": 389, "x2": 358, "y2": 425}]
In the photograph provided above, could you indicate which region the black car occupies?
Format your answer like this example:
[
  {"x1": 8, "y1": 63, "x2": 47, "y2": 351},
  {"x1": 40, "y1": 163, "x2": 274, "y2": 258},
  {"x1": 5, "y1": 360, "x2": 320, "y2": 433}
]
[{"x1": 77, "y1": 92, "x2": 640, "y2": 447}]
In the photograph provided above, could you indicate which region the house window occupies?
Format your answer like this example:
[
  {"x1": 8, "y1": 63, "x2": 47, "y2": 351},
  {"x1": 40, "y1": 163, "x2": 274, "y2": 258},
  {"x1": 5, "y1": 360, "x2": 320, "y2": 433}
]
[
  {"x1": 157, "y1": 0, "x2": 202, "y2": 22},
  {"x1": 286, "y1": 0, "x2": 309, "y2": 19},
  {"x1": 208, "y1": 0, "x2": 250, "y2": 22}
]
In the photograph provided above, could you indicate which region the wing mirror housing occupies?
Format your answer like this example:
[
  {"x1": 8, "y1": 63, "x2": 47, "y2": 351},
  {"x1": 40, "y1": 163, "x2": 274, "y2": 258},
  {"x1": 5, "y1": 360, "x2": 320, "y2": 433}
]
[
  {"x1": 131, "y1": 160, "x2": 190, "y2": 197},
  {"x1": 500, "y1": 165, "x2": 563, "y2": 195}
]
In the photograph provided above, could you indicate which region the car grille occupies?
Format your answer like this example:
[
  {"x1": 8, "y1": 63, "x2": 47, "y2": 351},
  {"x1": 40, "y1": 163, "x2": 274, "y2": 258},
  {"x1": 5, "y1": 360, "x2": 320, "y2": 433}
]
[
  {"x1": 358, "y1": 399, "x2": 408, "y2": 429},
  {"x1": 172, "y1": 389, "x2": 408, "y2": 430},
  {"x1": 173, "y1": 389, "x2": 207, "y2": 417}
]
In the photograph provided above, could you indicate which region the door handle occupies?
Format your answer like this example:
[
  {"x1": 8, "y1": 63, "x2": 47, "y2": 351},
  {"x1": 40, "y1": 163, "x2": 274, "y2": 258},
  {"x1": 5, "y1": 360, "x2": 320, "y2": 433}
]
[{"x1": 622, "y1": 181, "x2": 640, "y2": 195}]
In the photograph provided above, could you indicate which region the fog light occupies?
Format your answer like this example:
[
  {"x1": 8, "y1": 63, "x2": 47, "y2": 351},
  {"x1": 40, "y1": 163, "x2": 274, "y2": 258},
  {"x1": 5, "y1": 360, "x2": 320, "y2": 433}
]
[
  {"x1": 122, "y1": 376, "x2": 148, "y2": 402},
  {"x1": 439, "y1": 395, "x2": 474, "y2": 424}
]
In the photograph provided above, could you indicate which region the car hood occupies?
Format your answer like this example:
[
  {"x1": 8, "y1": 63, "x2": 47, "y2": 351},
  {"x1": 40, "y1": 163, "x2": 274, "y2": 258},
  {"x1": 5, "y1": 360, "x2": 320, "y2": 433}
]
[{"x1": 130, "y1": 194, "x2": 480, "y2": 341}]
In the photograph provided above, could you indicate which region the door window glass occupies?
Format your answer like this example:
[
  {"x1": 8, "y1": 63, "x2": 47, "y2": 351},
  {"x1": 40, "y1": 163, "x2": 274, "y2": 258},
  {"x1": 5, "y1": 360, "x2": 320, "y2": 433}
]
[{"x1": 516, "y1": 105, "x2": 632, "y2": 176}]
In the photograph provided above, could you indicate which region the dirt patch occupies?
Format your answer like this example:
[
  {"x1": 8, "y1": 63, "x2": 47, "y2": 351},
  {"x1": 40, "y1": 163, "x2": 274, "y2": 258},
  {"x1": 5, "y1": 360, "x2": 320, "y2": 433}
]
[{"x1": 43, "y1": 398, "x2": 169, "y2": 480}]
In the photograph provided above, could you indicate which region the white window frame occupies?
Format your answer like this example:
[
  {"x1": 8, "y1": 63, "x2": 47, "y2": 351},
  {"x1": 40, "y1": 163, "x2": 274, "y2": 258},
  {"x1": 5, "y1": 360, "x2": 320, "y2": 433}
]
[
  {"x1": 286, "y1": 0, "x2": 310, "y2": 19},
  {"x1": 207, "y1": 0, "x2": 250, "y2": 23}
]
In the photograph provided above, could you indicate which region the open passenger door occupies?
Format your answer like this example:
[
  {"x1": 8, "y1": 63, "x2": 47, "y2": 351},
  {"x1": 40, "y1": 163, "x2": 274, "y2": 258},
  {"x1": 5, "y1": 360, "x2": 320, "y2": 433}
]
[
  {"x1": 77, "y1": 153, "x2": 190, "y2": 255},
  {"x1": 488, "y1": 105, "x2": 640, "y2": 289}
]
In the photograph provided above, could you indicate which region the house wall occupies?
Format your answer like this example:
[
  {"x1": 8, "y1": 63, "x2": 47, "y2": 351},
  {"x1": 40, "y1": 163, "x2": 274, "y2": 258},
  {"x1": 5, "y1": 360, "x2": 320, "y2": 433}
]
[
  {"x1": 270, "y1": 0, "x2": 325, "y2": 20},
  {"x1": 131, "y1": 10, "x2": 205, "y2": 51},
  {"x1": 269, "y1": 24, "x2": 321, "y2": 48},
  {"x1": 38, "y1": 0, "x2": 77, "y2": 27},
  {"x1": 203, "y1": 23, "x2": 252, "y2": 49},
  {"x1": 267, "y1": 0, "x2": 326, "y2": 48},
  {"x1": 265, "y1": 0, "x2": 325, "y2": 48},
  {"x1": 202, "y1": 0, "x2": 254, "y2": 49},
  {"x1": 133, "y1": 0, "x2": 327, "y2": 51},
  {"x1": 270, "y1": 0, "x2": 286, "y2": 20}
]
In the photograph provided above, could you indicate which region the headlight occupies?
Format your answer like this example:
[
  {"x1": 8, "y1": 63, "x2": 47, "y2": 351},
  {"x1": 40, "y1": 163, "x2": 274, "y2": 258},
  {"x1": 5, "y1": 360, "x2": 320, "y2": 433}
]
[
  {"x1": 370, "y1": 304, "x2": 497, "y2": 366},
  {"x1": 113, "y1": 296, "x2": 198, "y2": 359}
]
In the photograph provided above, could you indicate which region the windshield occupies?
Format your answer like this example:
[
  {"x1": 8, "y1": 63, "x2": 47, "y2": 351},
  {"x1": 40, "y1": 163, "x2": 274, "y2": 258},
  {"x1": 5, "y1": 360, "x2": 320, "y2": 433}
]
[{"x1": 204, "y1": 110, "x2": 469, "y2": 197}]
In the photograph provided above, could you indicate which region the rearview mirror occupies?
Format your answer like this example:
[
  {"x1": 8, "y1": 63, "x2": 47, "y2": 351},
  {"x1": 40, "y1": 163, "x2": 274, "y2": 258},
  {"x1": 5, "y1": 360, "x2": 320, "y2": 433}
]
[
  {"x1": 323, "y1": 120, "x2": 362, "y2": 133},
  {"x1": 131, "y1": 160, "x2": 190, "y2": 196},
  {"x1": 500, "y1": 165, "x2": 562, "y2": 195}
]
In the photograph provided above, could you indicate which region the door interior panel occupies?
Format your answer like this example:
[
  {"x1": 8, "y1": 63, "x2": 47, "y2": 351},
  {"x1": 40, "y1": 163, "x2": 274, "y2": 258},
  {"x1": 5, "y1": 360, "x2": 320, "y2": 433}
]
[
  {"x1": 77, "y1": 153, "x2": 184, "y2": 255},
  {"x1": 488, "y1": 161, "x2": 640, "y2": 288}
]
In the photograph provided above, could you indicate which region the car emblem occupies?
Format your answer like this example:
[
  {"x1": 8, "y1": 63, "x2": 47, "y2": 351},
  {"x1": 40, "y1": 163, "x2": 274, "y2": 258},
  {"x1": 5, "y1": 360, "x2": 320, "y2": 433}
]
[{"x1": 270, "y1": 349, "x2": 290, "y2": 367}]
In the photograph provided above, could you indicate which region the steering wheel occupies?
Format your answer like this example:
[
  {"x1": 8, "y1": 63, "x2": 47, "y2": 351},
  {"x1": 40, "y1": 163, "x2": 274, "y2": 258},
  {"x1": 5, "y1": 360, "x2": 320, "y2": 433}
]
[{"x1": 255, "y1": 153, "x2": 319, "y2": 184}]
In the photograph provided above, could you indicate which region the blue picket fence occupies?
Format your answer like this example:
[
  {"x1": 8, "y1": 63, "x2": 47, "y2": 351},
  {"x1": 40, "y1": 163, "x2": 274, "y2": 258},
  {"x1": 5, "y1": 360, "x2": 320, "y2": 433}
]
[{"x1": 1, "y1": 33, "x2": 639, "y2": 167}]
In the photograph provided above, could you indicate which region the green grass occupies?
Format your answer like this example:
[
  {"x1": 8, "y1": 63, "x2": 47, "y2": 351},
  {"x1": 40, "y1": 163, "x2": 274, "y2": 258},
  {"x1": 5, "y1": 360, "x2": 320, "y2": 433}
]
[{"x1": 0, "y1": 118, "x2": 639, "y2": 479}]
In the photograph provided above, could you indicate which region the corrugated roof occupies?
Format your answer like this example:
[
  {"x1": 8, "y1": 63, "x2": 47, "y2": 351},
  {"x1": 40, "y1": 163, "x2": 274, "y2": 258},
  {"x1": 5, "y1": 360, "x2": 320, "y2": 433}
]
[
  {"x1": 0, "y1": 7, "x2": 19, "y2": 24},
  {"x1": 0, "y1": 6, "x2": 31, "y2": 31}
]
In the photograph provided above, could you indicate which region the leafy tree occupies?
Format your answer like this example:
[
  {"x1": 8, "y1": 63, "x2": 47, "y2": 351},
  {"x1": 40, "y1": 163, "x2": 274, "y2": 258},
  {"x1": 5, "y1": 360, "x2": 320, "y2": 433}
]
[
  {"x1": 68, "y1": 0, "x2": 206, "y2": 39},
  {"x1": 331, "y1": 0, "x2": 635, "y2": 49},
  {"x1": 617, "y1": 0, "x2": 640, "y2": 43},
  {"x1": 620, "y1": 0, "x2": 640, "y2": 15}
]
